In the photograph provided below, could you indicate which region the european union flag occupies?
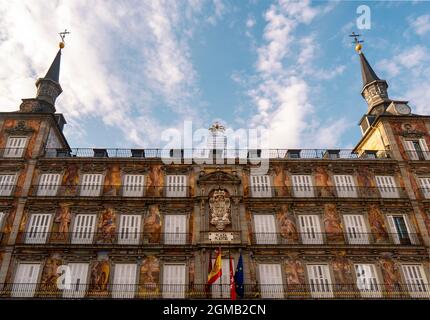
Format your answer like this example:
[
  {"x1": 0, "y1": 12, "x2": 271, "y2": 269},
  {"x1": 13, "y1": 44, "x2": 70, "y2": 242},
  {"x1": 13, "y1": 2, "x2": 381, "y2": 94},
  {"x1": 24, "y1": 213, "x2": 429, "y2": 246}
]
[{"x1": 234, "y1": 253, "x2": 244, "y2": 298}]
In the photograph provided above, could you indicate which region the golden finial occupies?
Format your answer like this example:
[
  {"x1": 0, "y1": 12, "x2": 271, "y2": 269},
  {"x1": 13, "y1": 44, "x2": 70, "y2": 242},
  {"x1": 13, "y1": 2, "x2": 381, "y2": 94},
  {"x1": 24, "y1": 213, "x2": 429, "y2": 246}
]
[
  {"x1": 58, "y1": 29, "x2": 70, "y2": 49},
  {"x1": 349, "y1": 32, "x2": 364, "y2": 53}
]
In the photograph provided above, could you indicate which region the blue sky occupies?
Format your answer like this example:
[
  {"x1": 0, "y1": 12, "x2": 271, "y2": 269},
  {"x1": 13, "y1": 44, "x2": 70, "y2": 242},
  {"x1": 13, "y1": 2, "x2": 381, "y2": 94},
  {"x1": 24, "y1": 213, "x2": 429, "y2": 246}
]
[{"x1": 0, "y1": 1, "x2": 429, "y2": 149}]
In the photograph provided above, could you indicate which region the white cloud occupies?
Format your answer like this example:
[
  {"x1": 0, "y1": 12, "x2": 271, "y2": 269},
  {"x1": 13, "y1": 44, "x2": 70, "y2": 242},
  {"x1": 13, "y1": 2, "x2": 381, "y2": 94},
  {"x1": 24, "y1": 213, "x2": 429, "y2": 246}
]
[
  {"x1": 409, "y1": 14, "x2": 430, "y2": 35},
  {"x1": 246, "y1": 0, "x2": 348, "y2": 148},
  {"x1": 0, "y1": 0, "x2": 211, "y2": 147}
]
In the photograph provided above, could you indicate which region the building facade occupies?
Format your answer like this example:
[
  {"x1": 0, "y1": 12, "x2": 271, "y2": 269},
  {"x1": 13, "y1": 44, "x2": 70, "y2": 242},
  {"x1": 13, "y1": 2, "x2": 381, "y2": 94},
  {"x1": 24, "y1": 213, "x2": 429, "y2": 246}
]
[{"x1": 0, "y1": 42, "x2": 429, "y2": 300}]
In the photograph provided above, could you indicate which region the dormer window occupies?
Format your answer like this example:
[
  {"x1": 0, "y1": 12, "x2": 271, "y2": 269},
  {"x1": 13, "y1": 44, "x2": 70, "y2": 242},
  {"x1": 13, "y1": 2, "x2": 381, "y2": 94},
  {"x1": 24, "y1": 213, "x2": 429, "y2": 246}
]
[
  {"x1": 403, "y1": 139, "x2": 430, "y2": 160},
  {"x1": 4, "y1": 136, "x2": 27, "y2": 158}
]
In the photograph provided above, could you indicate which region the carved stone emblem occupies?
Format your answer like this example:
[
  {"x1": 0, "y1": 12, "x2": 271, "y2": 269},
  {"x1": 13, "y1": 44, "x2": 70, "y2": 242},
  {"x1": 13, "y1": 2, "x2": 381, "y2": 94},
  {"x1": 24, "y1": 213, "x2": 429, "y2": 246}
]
[{"x1": 209, "y1": 189, "x2": 231, "y2": 230}]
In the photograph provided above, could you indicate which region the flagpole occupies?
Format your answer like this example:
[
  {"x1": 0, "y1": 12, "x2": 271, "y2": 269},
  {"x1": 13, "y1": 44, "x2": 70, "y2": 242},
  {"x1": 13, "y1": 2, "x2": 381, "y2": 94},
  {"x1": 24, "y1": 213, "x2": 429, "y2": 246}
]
[{"x1": 219, "y1": 245, "x2": 222, "y2": 299}]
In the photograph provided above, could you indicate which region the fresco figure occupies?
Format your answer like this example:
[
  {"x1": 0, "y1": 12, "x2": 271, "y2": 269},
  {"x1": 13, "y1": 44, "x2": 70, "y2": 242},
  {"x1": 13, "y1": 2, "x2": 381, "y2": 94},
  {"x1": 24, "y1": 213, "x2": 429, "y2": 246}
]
[
  {"x1": 368, "y1": 204, "x2": 388, "y2": 243},
  {"x1": 284, "y1": 257, "x2": 305, "y2": 290},
  {"x1": 40, "y1": 256, "x2": 62, "y2": 293},
  {"x1": 277, "y1": 205, "x2": 298, "y2": 242},
  {"x1": 139, "y1": 256, "x2": 160, "y2": 297},
  {"x1": 144, "y1": 205, "x2": 161, "y2": 243},
  {"x1": 98, "y1": 207, "x2": 116, "y2": 242},
  {"x1": 323, "y1": 204, "x2": 343, "y2": 242},
  {"x1": 103, "y1": 165, "x2": 121, "y2": 196},
  {"x1": 90, "y1": 261, "x2": 110, "y2": 292},
  {"x1": 314, "y1": 167, "x2": 334, "y2": 197},
  {"x1": 148, "y1": 165, "x2": 163, "y2": 197},
  {"x1": 55, "y1": 204, "x2": 72, "y2": 240},
  {"x1": 63, "y1": 165, "x2": 79, "y2": 196}
]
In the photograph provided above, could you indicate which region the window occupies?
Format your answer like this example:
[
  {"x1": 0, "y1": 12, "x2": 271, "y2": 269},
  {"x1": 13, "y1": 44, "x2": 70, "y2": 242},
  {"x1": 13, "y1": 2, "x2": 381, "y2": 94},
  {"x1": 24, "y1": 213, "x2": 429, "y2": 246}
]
[
  {"x1": 419, "y1": 178, "x2": 430, "y2": 199},
  {"x1": 333, "y1": 175, "x2": 357, "y2": 198},
  {"x1": 112, "y1": 264, "x2": 137, "y2": 299},
  {"x1": 25, "y1": 214, "x2": 52, "y2": 244},
  {"x1": 71, "y1": 214, "x2": 96, "y2": 244},
  {"x1": 402, "y1": 265, "x2": 429, "y2": 298},
  {"x1": 62, "y1": 263, "x2": 89, "y2": 298},
  {"x1": 0, "y1": 174, "x2": 16, "y2": 196},
  {"x1": 4, "y1": 136, "x2": 27, "y2": 158},
  {"x1": 37, "y1": 173, "x2": 61, "y2": 196},
  {"x1": 375, "y1": 176, "x2": 399, "y2": 198},
  {"x1": 403, "y1": 139, "x2": 430, "y2": 160},
  {"x1": 292, "y1": 175, "x2": 313, "y2": 197},
  {"x1": 118, "y1": 215, "x2": 141, "y2": 245},
  {"x1": 166, "y1": 175, "x2": 187, "y2": 197},
  {"x1": 387, "y1": 215, "x2": 416, "y2": 245},
  {"x1": 12, "y1": 263, "x2": 41, "y2": 297},
  {"x1": 355, "y1": 264, "x2": 382, "y2": 298},
  {"x1": 212, "y1": 259, "x2": 234, "y2": 298},
  {"x1": 250, "y1": 175, "x2": 271, "y2": 197},
  {"x1": 343, "y1": 215, "x2": 369, "y2": 244},
  {"x1": 80, "y1": 174, "x2": 104, "y2": 197},
  {"x1": 298, "y1": 215, "x2": 323, "y2": 244},
  {"x1": 164, "y1": 215, "x2": 187, "y2": 245},
  {"x1": 253, "y1": 214, "x2": 277, "y2": 244},
  {"x1": 162, "y1": 264, "x2": 186, "y2": 299},
  {"x1": 122, "y1": 174, "x2": 145, "y2": 197},
  {"x1": 307, "y1": 264, "x2": 333, "y2": 298},
  {"x1": 258, "y1": 264, "x2": 284, "y2": 299}
]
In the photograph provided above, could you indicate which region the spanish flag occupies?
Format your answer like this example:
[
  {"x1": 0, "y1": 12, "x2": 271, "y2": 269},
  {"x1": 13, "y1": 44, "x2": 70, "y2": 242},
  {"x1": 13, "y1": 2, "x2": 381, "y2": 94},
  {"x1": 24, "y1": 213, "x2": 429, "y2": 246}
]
[{"x1": 207, "y1": 248, "x2": 222, "y2": 285}]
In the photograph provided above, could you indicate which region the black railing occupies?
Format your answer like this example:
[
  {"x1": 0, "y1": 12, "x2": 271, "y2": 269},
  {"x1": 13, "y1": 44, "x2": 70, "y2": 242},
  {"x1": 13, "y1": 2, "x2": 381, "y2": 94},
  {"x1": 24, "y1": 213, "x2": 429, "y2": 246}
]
[
  {"x1": 250, "y1": 232, "x2": 422, "y2": 246},
  {"x1": 246, "y1": 186, "x2": 408, "y2": 199},
  {"x1": 16, "y1": 232, "x2": 192, "y2": 246},
  {"x1": 29, "y1": 185, "x2": 191, "y2": 198},
  {"x1": 0, "y1": 185, "x2": 19, "y2": 197},
  {"x1": 1, "y1": 283, "x2": 428, "y2": 299},
  {"x1": 42, "y1": 148, "x2": 391, "y2": 160},
  {"x1": 0, "y1": 148, "x2": 26, "y2": 158}
]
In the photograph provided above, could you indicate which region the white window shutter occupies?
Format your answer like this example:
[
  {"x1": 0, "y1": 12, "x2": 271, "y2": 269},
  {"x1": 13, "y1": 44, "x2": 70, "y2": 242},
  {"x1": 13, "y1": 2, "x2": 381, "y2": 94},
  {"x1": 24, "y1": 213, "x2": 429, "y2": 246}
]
[
  {"x1": 354, "y1": 264, "x2": 381, "y2": 298},
  {"x1": 25, "y1": 214, "x2": 52, "y2": 244},
  {"x1": 307, "y1": 265, "x2": 333, "y2": 298},
  {"x1": 164, "y1": 215, "x2": 186, "y2": 245},
  {"x1": 419, "y1": 178, "x2": 430, "y2": 199},
  {"x1": 71, "y1": 214, "x2": 96, "y2": 244},
  {"x1": 250, "y1": 175, "x2": 271, "y2": 197},
  {"x1": 4, "y1": 136, "x2": 27, "y2": 158},
  {"x1": 0, "y1": 174, "x2": 17, "y2": 196},
  {"x1": 344, "y1": 215, "x2": 369, "y2": 244},
  {"x1": 12, "y1": 263, "x2": 41, "y2": 297},
  {"x1": 403, "y1": 140, "x2": 418, "y2": 160},
  {"x1": 62, "y1": 263, "x2": 89, "y2": 298},
  {"x1": 80, "y1": 174, "x2": 103, "y2": 197},
  {"x1": 375, "y1": 176, "x2": 399, "y2": 198},
  {"x1": 37, "y1": 173, "x2": 61, "y2": 196},
  {"x1": 254, "y1": 214, "x2": 277, "y2": 244},
  {"x1": 418, "y1": 139, "x2": 430, "y2": 160},
  {"x1": 334, "y1": 175, "x2": 357, "y2": 198},
  {"x1": 118, "y1": 214, "x2": 141, "y2": 245},
  {"x1": 162, "y1": 264, "x2": 186, "y2": 298},
  {"x1": 258, "y1": 264, "x2": 283, "y2": 299},
  {"x1": 123, "y1": 174, "x2": 145, "y2": 197},
  {"x1": 112, "y1": 264, "x2": 137, "y2": 298},
  {"x1": 402, "y1": 265, "x2": 429, "y2": 298},
  {"x1": 292, "y1": 175, "x2": 313, "y2": 197},
  {"x1": 166, "y1": 175, "x2": 187, "y2": 197},
  {"x1": 387, "y1": 215, "x2": 400, "y2": 244},
  {"x1": 299, "y1": 215, "x2": 323, "y2": 244}
]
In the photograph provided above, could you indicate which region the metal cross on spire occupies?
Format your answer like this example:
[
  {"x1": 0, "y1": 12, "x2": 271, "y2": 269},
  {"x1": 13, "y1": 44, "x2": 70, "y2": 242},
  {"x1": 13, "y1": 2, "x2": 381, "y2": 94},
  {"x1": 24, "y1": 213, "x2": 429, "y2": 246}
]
[
  {"x1": 59, "y1": 29, "x2": 70, "y2": 42},
  {"x1": 349, "y1": 32, "x2": 364, "y2": 53}
]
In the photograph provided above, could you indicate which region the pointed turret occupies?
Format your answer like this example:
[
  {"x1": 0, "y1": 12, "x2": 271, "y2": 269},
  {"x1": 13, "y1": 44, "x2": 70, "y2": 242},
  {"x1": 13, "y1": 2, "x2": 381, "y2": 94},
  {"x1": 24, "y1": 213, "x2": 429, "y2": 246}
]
[{"x1": 19, "y1": 41, "x2": 65, "y2": 113}]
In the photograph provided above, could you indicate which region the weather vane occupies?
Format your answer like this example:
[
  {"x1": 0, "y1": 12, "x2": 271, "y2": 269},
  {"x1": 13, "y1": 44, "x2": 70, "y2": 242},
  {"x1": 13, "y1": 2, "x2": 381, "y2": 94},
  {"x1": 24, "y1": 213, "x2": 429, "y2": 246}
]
[
  {"x1": 58, "y1": 29, "x2": 70, "y2": 49},
  {"x1": 349, "y1": 32, "x2": 364, "y2": 53}
]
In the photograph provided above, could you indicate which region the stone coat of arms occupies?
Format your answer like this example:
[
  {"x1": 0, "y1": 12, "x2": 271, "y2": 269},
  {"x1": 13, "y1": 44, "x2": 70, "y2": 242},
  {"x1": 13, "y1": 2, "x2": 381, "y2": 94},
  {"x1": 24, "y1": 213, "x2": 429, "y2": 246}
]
[{"x1": 209, "y1": 189, "x2": 231, "y2": 230}]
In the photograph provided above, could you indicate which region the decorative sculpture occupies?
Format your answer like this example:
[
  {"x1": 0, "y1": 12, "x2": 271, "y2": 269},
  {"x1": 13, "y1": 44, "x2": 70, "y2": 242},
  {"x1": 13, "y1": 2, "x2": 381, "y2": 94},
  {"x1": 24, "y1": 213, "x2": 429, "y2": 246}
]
[{"x1": 209, "y1": 189, "x2": 231, "y2": 230}]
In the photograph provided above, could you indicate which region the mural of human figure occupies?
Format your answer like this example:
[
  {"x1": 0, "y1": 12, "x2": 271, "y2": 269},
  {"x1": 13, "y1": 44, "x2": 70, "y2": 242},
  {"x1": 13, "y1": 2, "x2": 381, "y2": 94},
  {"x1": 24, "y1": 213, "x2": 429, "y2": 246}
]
[
  {"x1": 63, "y1": 165, "x2": 79, "y2": 196},
  {"x1": 277, "y1": 205, "x2": 298, "y2": 242},
  {"x1": 284, "y1": 257, "x2": 305, "y2": 294},
  {"x1": 323, "y1": 204, "x2": 343, "y2": 242},
  {"x1": 90, "y1": 260, "x2": 110, "y2": 293},
  {"x1": 139, "y1": 256, "x2": 160, "y2": 297},
  {"x1": 368, "y1": 204, "x2": 388, "y2": 243},
  {"x1": 379, "y1": 258, "x2": 400, "y2": 296},
  {"x1": 148, "y1": 165, "x2": 163, "y2": 197},
  {"x1": 314, "y1": 167, "x2": 334, "y2": 197},
  {"x1": 273, "y1": 164, "x2": 288, "y2": 196},
  {"x1": 55, "y1": 204, "x2": 72, "y2": 240},
  {"x1": 98, "y1": 208, "x2": 116, "y2": 243},
  {"x1": 103, "y1": 165, "x2": 121, "y2": 196},
  {"x1": 357, "y1": 166, "x2": 374, "y2": 197},
  {"x1": 332, "y1": 253, "x2": 353, "y2": 293},
  {"x1": 144, "y1": 205, "x2": 161, "y2": 243},
  {"x1": 40, "y1": 255, "x2": 62, "y2": 294}
]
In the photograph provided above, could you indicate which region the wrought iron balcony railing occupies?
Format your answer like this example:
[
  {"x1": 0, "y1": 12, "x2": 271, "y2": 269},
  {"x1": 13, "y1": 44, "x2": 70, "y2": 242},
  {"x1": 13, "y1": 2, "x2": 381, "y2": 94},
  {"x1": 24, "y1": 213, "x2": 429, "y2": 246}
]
[
  {"x1": 0, "y1": 148, "x2": 26, "y2": 158},
  {"x1": 0, "y1": 185, "x2": 20, "y2": 197},
  {"x1": 16, "y1": 232, "x2": 192, "y2": 246},
  {"x1": 405, "y1": 150, "x2": 430, "y2": 161},
  {"x1": 250, "y1": 232, "x2": 422, "y2": 246},
  {"x1": 1, "y1": 283, "x2": 429, "y2": 299},
  {"x1": 28, "y1": 185, "x2": 191, "y2": 198},
  {"x1": 42, "y1": 148, "x2": 391, "y2": 160},
  {"x1": 246, "y1": 186, "x2": 409, "y2": 199}
]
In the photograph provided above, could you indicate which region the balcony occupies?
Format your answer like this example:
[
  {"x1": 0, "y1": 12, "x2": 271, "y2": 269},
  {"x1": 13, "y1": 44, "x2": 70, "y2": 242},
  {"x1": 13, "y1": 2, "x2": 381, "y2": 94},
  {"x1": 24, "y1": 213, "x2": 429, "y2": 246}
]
[
  {"x1": 1, "y1": 283, "x2": 428, "y2": 299},
  {"x1": 28, "y1": 185, "x2": 191, "y2": 198},
  {"x1": 250, "y1": 232, "x2": 422, "y2": 246},
  {"x1": 246, "y1": 186, "x2": 408, "y2": 199},
  {"x1": 0, "y1": 148, "x2": 26, "y2": 158},
  {"x1": 405, "y1": 150, "x2": 430, "y2": 161},
  {"x1": 42, "y1": 148, "x2": 391, "y2": 160},
  {"x1": 16, "y1": 232, "x2": 192, "y2": 247}
]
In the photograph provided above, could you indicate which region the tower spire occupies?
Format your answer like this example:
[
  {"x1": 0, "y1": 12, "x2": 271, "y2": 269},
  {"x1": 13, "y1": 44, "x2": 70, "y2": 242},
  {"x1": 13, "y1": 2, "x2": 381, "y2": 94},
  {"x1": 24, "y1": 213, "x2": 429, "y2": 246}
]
[
  {"x1": 19, "y1": 29, "x2": 70, "y2": 113},
  {"x1": 349, "y1": 32, "x2": 390, "y2": 115}
]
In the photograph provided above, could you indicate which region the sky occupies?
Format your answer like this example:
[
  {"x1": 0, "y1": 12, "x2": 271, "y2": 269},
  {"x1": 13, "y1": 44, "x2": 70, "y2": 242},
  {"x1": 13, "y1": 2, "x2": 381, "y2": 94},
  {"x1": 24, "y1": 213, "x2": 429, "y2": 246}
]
[{"x1": 0, "y1": 0, "x2": 429, "y2": 149}]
